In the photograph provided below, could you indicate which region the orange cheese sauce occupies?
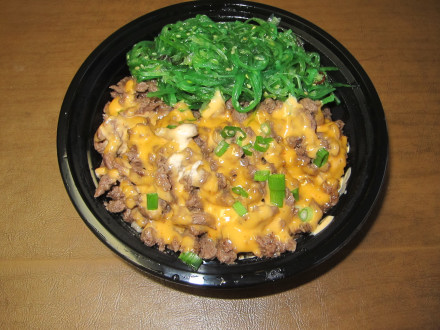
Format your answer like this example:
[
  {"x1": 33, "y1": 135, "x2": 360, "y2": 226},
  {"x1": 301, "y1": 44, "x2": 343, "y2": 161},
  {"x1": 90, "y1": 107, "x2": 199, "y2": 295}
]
[{"x1": 94, "y1": 78, "x2": 348, "y2": 258}]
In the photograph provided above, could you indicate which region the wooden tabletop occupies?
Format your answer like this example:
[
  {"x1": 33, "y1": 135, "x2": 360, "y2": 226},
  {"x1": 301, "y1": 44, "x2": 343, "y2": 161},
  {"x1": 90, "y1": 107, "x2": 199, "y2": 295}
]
[{"x1": 1, "y1": 0, "x2": 439, "y2": 328}]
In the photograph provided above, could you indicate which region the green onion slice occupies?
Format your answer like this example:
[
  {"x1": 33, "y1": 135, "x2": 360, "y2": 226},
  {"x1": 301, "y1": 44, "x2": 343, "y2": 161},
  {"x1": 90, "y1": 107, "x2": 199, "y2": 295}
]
[
  {"x1": 268, "y1": 174, "x2": 286, "y2": 191},
  {"x1": 232, "y1": 186, "x2": 249, "y2": 198},
  {"x1": 253, "y1": 135, "x2": 273, "y2": 152},
  {"x1": 299, "y1": 207, "x2": 313, "y2": 222},
  {"x1": 232, "y1": 201, "x2": 248, "y2": 217},
  {"x1": 292, "y1": 187, "x2": 299, "y2": 201},
  {"x1": 260, "y1": 122, "x2": 271, "y2": 136},
  {"x1": 214, "y1": 140, "x2": 230, "y2": 157},
  {"x1": 166, "y1": 124, "x2": 177, "y2": 129},
  {"x1": 178, "y1": 251, "x2": 203, "y2": 270},
  {"x1": 254, "y1": 170, "x2": 270, "y2": 181},
  {"x1": 313, "y1": 148, "x2": 329, "y2": 167},
  {"x1": 146, "y1": 193, "x2": 159, "y2": 210},
  {"x1": 270, "y1": 189, "x2": 284, "y2": 207},
  {"x1": 220, "y1": 126, "x2": 246, "y2": 139},
  {"x1": 242, "y1": 143, "x2": 253, "y2": 156}
]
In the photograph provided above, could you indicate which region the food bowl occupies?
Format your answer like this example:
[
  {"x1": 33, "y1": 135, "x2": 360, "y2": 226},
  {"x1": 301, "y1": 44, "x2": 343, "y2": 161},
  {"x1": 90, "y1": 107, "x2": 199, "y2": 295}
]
[{"x1": 57, "y1": 0, "x2": 388, "y2": 288}]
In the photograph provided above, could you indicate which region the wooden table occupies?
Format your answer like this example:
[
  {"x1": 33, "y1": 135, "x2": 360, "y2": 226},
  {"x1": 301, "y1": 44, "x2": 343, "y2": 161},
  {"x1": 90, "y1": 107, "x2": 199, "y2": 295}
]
[{"x1": 1, "y1": 0, "x2": 439, "y2": 328}]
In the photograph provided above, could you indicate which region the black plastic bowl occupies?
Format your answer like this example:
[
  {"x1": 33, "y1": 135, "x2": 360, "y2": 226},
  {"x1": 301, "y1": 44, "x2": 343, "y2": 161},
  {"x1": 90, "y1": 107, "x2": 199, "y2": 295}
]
[{"x1": 57, "y1": 1, "x2": 388, "y2": 288}]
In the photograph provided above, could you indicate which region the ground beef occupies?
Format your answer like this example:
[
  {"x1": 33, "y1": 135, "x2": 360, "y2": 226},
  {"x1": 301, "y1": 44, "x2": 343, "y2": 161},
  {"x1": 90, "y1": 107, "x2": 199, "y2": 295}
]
[
  {"x1": 259, "y1": 98, "x2": 283, "y2": 114},
  {"x1": 198, "y1": 234, "x2": 217, "y2": 259},
  {"x1": 135, "y1": 80, "x2": 158, "y2": 93},
  {"x1": 159, "y1": 199, "x2": 171, "y2": 215},
  {"x1": 155, "y1": 156, "x2": 172, "y2": 192},
  {"x1": 109, "y1": 77, "x2": 131, "y2": 98},
  {"x1": 299, "y1": 98, "x2": 320, "y2": 130},
  {"x1": 122, "y1": 208, "x2": 135, "y2": 223},
  {"x1": 140, "y1": 227, "x2": 166, "y2": 251},
  {"x1": 216, "y1": 173, "x2": 228, "y2": 190},
  {"x1": 216, "y1": 239, "x2": 237, "y2": 264},
  {"x1": 186, "y1": 189, "x2": 203, "y2": 211},
  {"x1": 192, "y1": 212, "x2": 215, "y2": 227},
  {"x1": 126, "y1": 145, "x2": 145, "y2": 176},
  {"x1": 322, "y1": 107, "x2": 332, "y2": 120},
  {"x1": 135, "y1": 96, "x2": 172, "y2": 116},
  {"x1": 322, "y1": 180, "x2": 340, "y2": 212},
  {"x1": 257, "y1": 233, "x2": 287, "y2": 257},
  {"x1": 94, "y1": 174, "x2": 116, "y2": 197},
  {"x1": 286, "y1": 136, "x2": 311, "y2": 164},
  {"x1": 284, "y1": 188, "x2": 297, "y2": 215},
  {"x1": 105, "y1": 199, "x2": 126, "y2": 213}
]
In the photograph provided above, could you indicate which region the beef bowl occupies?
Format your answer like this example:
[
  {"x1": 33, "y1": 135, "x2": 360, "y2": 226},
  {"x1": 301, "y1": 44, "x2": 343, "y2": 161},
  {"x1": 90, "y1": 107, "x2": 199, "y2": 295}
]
[{"x1": 57, "y1": 0, "x2": 388, "y2": 288}]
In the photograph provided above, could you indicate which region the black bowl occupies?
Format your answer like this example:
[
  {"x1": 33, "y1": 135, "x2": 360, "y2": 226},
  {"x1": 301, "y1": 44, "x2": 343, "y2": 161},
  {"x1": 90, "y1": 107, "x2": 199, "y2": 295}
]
[{"x1": 57, "y1": 0, "x2": 388, "y2": 288}]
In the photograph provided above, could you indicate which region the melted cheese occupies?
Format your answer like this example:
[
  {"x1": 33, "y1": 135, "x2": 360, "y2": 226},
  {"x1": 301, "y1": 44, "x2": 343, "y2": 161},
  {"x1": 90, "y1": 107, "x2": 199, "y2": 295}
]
[{"x1": 95, "y1": 78, "x2": 348, "y2": 258}]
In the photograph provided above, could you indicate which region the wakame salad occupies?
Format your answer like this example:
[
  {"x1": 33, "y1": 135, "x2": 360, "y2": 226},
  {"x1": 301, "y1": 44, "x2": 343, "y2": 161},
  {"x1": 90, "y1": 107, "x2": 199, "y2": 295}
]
[{"x1": 126, "y1": 14, "x2": 342, "y2": 112}]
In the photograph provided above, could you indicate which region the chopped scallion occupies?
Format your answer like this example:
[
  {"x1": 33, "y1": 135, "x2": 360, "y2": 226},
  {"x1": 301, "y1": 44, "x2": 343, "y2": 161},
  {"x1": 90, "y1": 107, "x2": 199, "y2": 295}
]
[
  {"x1": 253, "y1": 135, "x2": 273, "y2": 152},
  {"x1": 268, "y1": 174, "x2": 285, "y2": 191},
  {"x1": 220, "y1": 126, "x2": 246, "y2": 139},
  {"x1": 146, "y1": 193, "x2": 159, "y2": 210},
  {"x1": 299, "y1": 207, "x2": 313, "y2": 222},
  {"x1": 178, "y1": 251, "x2": 203, "y2": 270},
  {"x1": 214, "y1": 140, "x2": 230, "y2": 157},
  {"x1": 232, "y1": 201, "x2": 248, "y2": 217},
  {"x1": 260, "y1": 122, "x2": 271, "y2": 136},
  {"x1": 313, "y1": 148, "x2": 329, "y2": 167},
  {"x1": 242, "y1": 143, "x2": 253, "y2": 156},
  {"x1": 254, "y1": 170, "x2": 270, "y2": 181},
  {"x1": 232, "y1": 186, "x2": 249, "y2": 198},
  {"x1": 270, "y1": 189, "x2": 284, "y2": 207},
  {"x1": 166, "y1": 124, "x2": 177, "y2": 129},
  {"x1": 292, "y1": 187, "x2": 299, "y2": 201}
]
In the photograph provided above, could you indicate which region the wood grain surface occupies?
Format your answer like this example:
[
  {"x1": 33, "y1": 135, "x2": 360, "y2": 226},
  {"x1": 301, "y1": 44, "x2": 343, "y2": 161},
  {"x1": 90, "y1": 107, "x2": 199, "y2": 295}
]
[{"x1": 0, "y1": 0, "x2": 439, "y2": 328}]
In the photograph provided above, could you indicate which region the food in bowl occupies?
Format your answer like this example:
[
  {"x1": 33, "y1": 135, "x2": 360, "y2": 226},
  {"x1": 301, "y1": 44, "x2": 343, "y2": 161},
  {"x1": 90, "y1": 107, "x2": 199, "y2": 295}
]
[{"x1": 92, "y1": 15, "x2": 348, "y2": 268}]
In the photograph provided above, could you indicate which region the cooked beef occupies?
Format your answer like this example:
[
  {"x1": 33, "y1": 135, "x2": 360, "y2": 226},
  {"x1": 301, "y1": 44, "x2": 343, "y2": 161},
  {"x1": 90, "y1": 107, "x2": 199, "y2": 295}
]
[
  {"x1": 322, "y1": 180, "x2": 340, "y2": 212},
  {"x1": 107, "y1": 186, "x2": 124, "y2": 200},
  {"x1": 140, "y1": 227, "x2": 166, "y2": 251},
  {"x1": 105, "y1": 199, "x2": 126, "y2": 213},
  {"x1": 322, "y1": 107, "x2": 332, "y2": 120},
  {"x1": 103, "y1": 153, "x2": 116, "y2": 169},
  {"x1": 193, "y1": 136, "x2": 212, "y2": 157},
  {"x1": 135, "y1": 80, "x2": 158, "y2": 93},
  {"x1": 216, "y1": 239, "x2": 237, "y2": 264},
  {"x1": 198, "y1": 234, "x2": 217, "y2": 259},
  {"x1": 299, "y1": 98, "x2": 320, "y2": 130},
  {"x1": 257, "y1": 233, "x2": 284, "y2": 257},
  {"x1": 109, "y1": 77, "x2": 131, "y2": 98},
  {"x1": 284, "y1": 188, "x2": 297, "y2": 214},
  {"x1": 216, "y1": 173, "x2": 228, "y2": 190},
  {"x1": 231, "y1": 108, "x2": 248, "y2": 123},
  {"x1": 243, "y1": 126, "x2": 255, "y2": 138},
  {"x1": 94, "y1": 127, "x2": 108, "y2": 154},
  {"x1": 192, "y1": 212, "x2": 215, "y2": 227},
  {"x1": 186, "y1": 189, "x2": 203, "y2": 211},
  {"x1": 295, "y1": 222, "x2": 313, "y2": 234},
  {"x1": 159, "y1": 199, "x2": 171, "y2": 215},
  {"x1": 335, "y1": 119, "x2": 345, "y2": 132},
  {"x1": 259, "y1": 98, "x2": 283, "y2": 114},
  {"x1": 155, "y1": 156, "x2": 172, "y2": 192},
  {"x1": 126, "y1": 145, "x2": 145, "y2": 176},
  {"x1": 170, "y1": 237, "x2": 181, "y2": 252},
  {"x1": 122, "y1": 208, "x2": 135, "y2": 223},
  {"x1": 135, "y1": 97, "x2": 172, "y2": 116},
  {"x1": 286, "y1": 136, "x2": 311, "y2": 164},
  {"x1": 94, "y1": 174, "x2": 116, "y2": 197}
]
